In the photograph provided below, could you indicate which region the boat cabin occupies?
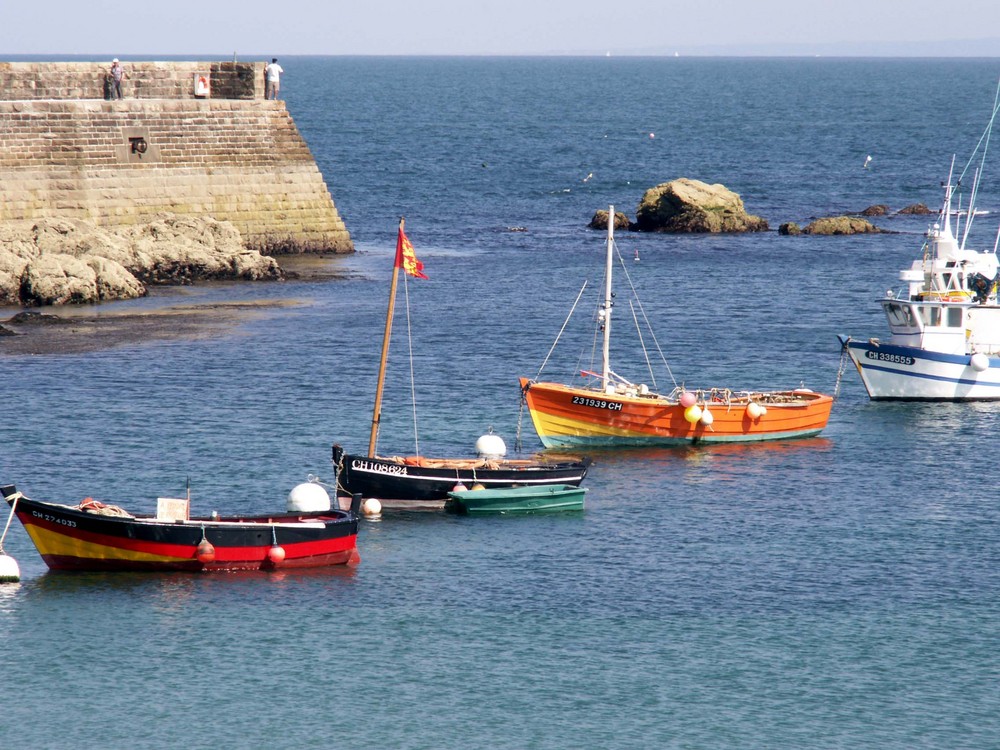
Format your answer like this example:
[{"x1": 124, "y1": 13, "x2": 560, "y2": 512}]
[
  {"x1": 884, "y1": 219, "x2": 1000, "y2": 355},
  {"x1": 881, "y1": 299, "x2": 966, "y2": 353}
]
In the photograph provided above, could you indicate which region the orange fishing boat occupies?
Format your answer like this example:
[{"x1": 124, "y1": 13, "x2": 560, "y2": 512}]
[{"x1": 518, "y1": 206, "x2": 833, "y2": 448}]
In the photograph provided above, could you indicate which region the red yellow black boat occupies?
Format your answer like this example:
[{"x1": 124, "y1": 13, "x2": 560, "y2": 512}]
[{"x1": 2, "y1": 484, "x2": 360, "y2": 572}]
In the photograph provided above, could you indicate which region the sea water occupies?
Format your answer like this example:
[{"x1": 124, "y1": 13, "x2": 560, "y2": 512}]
[{"x1": 1, "y1": 57, "x2": 999, "y2": 748}]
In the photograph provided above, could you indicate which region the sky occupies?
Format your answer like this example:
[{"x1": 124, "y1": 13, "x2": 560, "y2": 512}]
[{"x1": 2, "y1": 0, "x2": 1000, "y2": 57}]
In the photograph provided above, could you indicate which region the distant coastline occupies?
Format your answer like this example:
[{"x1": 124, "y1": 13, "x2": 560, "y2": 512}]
[{"x1": 3, "y1": 38, "x2": 1000, "y2": 60}]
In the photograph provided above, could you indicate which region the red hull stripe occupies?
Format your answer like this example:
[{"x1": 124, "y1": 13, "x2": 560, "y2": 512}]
[{"x1": 40, "y1": 548, "x2": 360, "y2": 572}]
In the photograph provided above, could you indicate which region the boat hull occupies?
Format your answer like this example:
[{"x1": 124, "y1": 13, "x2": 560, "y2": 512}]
[
  {"x1": 3, "y1": 488, "x2": 360, "y2": 572},
  {"x1": 519, "y1": 378, "x2": 833, "y2": 448},
  {"x1": 332, "y1": 445, "x2": 591, "y2": 501},
  {"x1": 447, "y1": 484, "x2": 586, "y2": 515},
  {"x1": 841, "y1": 337, "x2": 1000, "y2": 400}
]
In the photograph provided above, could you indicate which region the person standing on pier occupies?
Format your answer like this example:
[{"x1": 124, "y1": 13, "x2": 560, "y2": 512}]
[
  {"x1": 265, "y1": 58, "x2": 283, "y2": 100},
  {"x1": 110, "y1": 58, "x2": 126, "y2": 99}
]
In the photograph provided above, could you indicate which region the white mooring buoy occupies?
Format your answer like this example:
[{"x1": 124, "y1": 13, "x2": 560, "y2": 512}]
[
  {"x1": 0, "y1": 553, "x2": 21, "y2": 583},
  {"x1": 1, "y1": 492, "x2": 22, "y2": 583}
]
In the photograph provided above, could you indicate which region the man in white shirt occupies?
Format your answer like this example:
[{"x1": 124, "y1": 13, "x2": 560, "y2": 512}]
[{"x1": 265, "y1": 58, "x2": 283, "y2": 100}]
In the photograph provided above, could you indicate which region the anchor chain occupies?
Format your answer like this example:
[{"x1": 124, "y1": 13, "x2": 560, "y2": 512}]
[{"x1": 834, "y1": 337, "x2": 851, "y2": 400}]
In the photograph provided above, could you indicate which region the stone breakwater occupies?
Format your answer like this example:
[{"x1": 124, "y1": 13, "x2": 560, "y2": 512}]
[
  {"x1": 0, "y1": 98, "x2": 351, "y2": 255},
  {"x1": 0, "y1": 61, "x2": 352, "y2": 305}
]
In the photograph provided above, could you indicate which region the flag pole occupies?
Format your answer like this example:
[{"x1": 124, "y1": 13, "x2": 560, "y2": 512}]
[{"x1": 368, "y1": 218, "x2": 405, "y2": 457}]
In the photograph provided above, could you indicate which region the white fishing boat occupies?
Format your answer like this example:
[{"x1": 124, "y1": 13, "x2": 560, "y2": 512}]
[{"x1": 839, "y1": 98, "x2": 1000, "y2": 400}]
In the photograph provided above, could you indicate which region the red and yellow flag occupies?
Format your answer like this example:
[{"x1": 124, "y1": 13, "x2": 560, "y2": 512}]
[{"x1": 394, "y1": 222, "x2": 427, "y2": 279}]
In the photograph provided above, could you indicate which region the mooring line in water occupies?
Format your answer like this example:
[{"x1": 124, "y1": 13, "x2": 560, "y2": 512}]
[
  {"x1": 0, "y1": 491, "x2": 21, "y2": 553},
  {"x1": 834, "y1": 339, "x2": 851, "y2": 400},
  {"x1": 0, "y1": 491, "x2": 23, "y2": 583}
]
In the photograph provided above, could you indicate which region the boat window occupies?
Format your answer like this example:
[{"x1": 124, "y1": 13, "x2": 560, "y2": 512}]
[
  {"x1": 919, "y1": 306, "x2": 941, "y2": 326},
  {"x1": 946, "y1": 307, "x2": 963, "y2": 327},
  {"x1": 903, "y1": 305, "x2": 917, "y2": 326},
  {"x1": 886, "y1": 303, "x2": 907, "y2": 326}
]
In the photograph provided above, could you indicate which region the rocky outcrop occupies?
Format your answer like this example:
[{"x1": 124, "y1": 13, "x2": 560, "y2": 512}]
[
  {"x1": 588, "y1": 209, "x2": 632, "y2": 231},
  {"x1": 778, "y1": 222, "x2": 801, "y2": 235},
  {"x1": 802, "y1": 216, "x2": 884, "y2": 235},
  {"x1": 859, "y1": 204, "x2": 890, "y2": 216},
  {"x1": 19, "y1": 253, "x2": 145, "y2": 306},
  {"x1": 1, "y1": 215, "x2": 282, "y2": 306},
  {"x1": 634, "y1": 179, "x2": 769, "y2": 233},
  {"x1": 898, "y1": 203, "x2": 932, "y2": 215}
]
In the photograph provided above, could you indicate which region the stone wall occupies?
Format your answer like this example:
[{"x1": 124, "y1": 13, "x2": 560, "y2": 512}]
[
  {"x1": 0, "y1": 62, "x2": 352, "y2": 255},
  {"x1": 0, "y1": 61, "x2": 265, "y2": 100}
]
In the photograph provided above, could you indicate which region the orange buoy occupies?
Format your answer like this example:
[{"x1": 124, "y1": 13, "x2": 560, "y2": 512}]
[
  {"x1": 452, "y1": 481, "x2": 468, "y2": 492},
  {"x1": 268, "y1": 545, "x2": 286, "y2": 564},
  {"x1": 196, "y1": 539, "x2": 216, "y2": 564}
]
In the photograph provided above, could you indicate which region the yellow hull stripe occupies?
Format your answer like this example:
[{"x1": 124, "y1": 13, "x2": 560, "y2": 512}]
[{"x1": 26, "y1": 525, "x2": 188, "y2": 563}]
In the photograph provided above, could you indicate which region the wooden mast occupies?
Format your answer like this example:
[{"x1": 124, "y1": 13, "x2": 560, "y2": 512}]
[{"x1": 368, "y1": 218, "x2": 405, "y2": 457}]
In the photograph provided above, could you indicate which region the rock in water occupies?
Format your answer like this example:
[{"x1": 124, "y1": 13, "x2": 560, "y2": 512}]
[
  {"x1": 1, "y1": 214, "x2": 283, "y2": 306},
  {"x1": 802, "y1": 216, "x2": 885, "y2": 235},
  {"x1": 634, "y1": 178, "x2": 769, "y2": 233},
  {"x1": 898, "y1": 203, "x2": 932, "y2": 215},
  {"x1": 588, "y1": 209, "x2": 632, "y2": 231},
  {"x1": 859, "y1": 204, "x2": 890, "y2": 216}
]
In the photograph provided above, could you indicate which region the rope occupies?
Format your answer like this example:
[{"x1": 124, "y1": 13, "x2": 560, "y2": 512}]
[
  {"x1": 956, "y1": 84, "x2": 1000, "y2": 245},
  {"x1": 0, "y1": 492, "x2": 22, "y2": 553},
  {"x1": 630, "y1": 299, "x2": 657, "y2": 390},
  {"x1": 402, "y1": 273, "x2": 420, "y2": 457},
  {"x1": 613, "y1": 239, "x2": 679, "y2": 389},
  {"x1": 534, "y1": 280, "x2": 588, "y2": 381},
  {"x1": 834, "y1": 337, "x2": 851, "y2": 400},
  {"x1": 332, "y1": 451, "x2": 350, "y2": 497},
  {"x1": 958, "y1": 82, "x2": 1000, "y2": 185},
  {"x1": 515, "y1": 391, "x2": 526, "y2": 452}
]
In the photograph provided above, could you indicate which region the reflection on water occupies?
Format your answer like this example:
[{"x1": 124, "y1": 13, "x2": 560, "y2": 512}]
[
  {"x1": 582, "y1": 436, "x2": 833, "y2": 464},
  {"x1": 21, "y1": 564, "x2": 359, "y2": 610},
  {"x1": 581, "y1": 437, "x2": 835, "y2": 486},
  {"x1": 0, "y1": 581, "x2": 22, "y2": 613}
]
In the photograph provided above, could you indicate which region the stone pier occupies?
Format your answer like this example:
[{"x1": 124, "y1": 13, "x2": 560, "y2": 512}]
[{"x1": 0, "y1": 61, "x2": 352, "y2": 255}]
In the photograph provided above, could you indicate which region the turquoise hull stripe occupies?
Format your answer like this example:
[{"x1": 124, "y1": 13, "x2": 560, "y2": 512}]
[{"x1": 538, "y1": 427, "x2": 824, "y2": 448}]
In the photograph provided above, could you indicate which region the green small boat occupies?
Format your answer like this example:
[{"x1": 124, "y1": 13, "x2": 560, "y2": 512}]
[{"x1": 447, "y1": 484, "x2": 586, "y2": 515}]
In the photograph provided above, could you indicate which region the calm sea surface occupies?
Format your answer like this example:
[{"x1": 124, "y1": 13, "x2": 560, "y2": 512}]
[{"x1": 2, "y1": 57, "x2": 1000, "y2": 748}]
